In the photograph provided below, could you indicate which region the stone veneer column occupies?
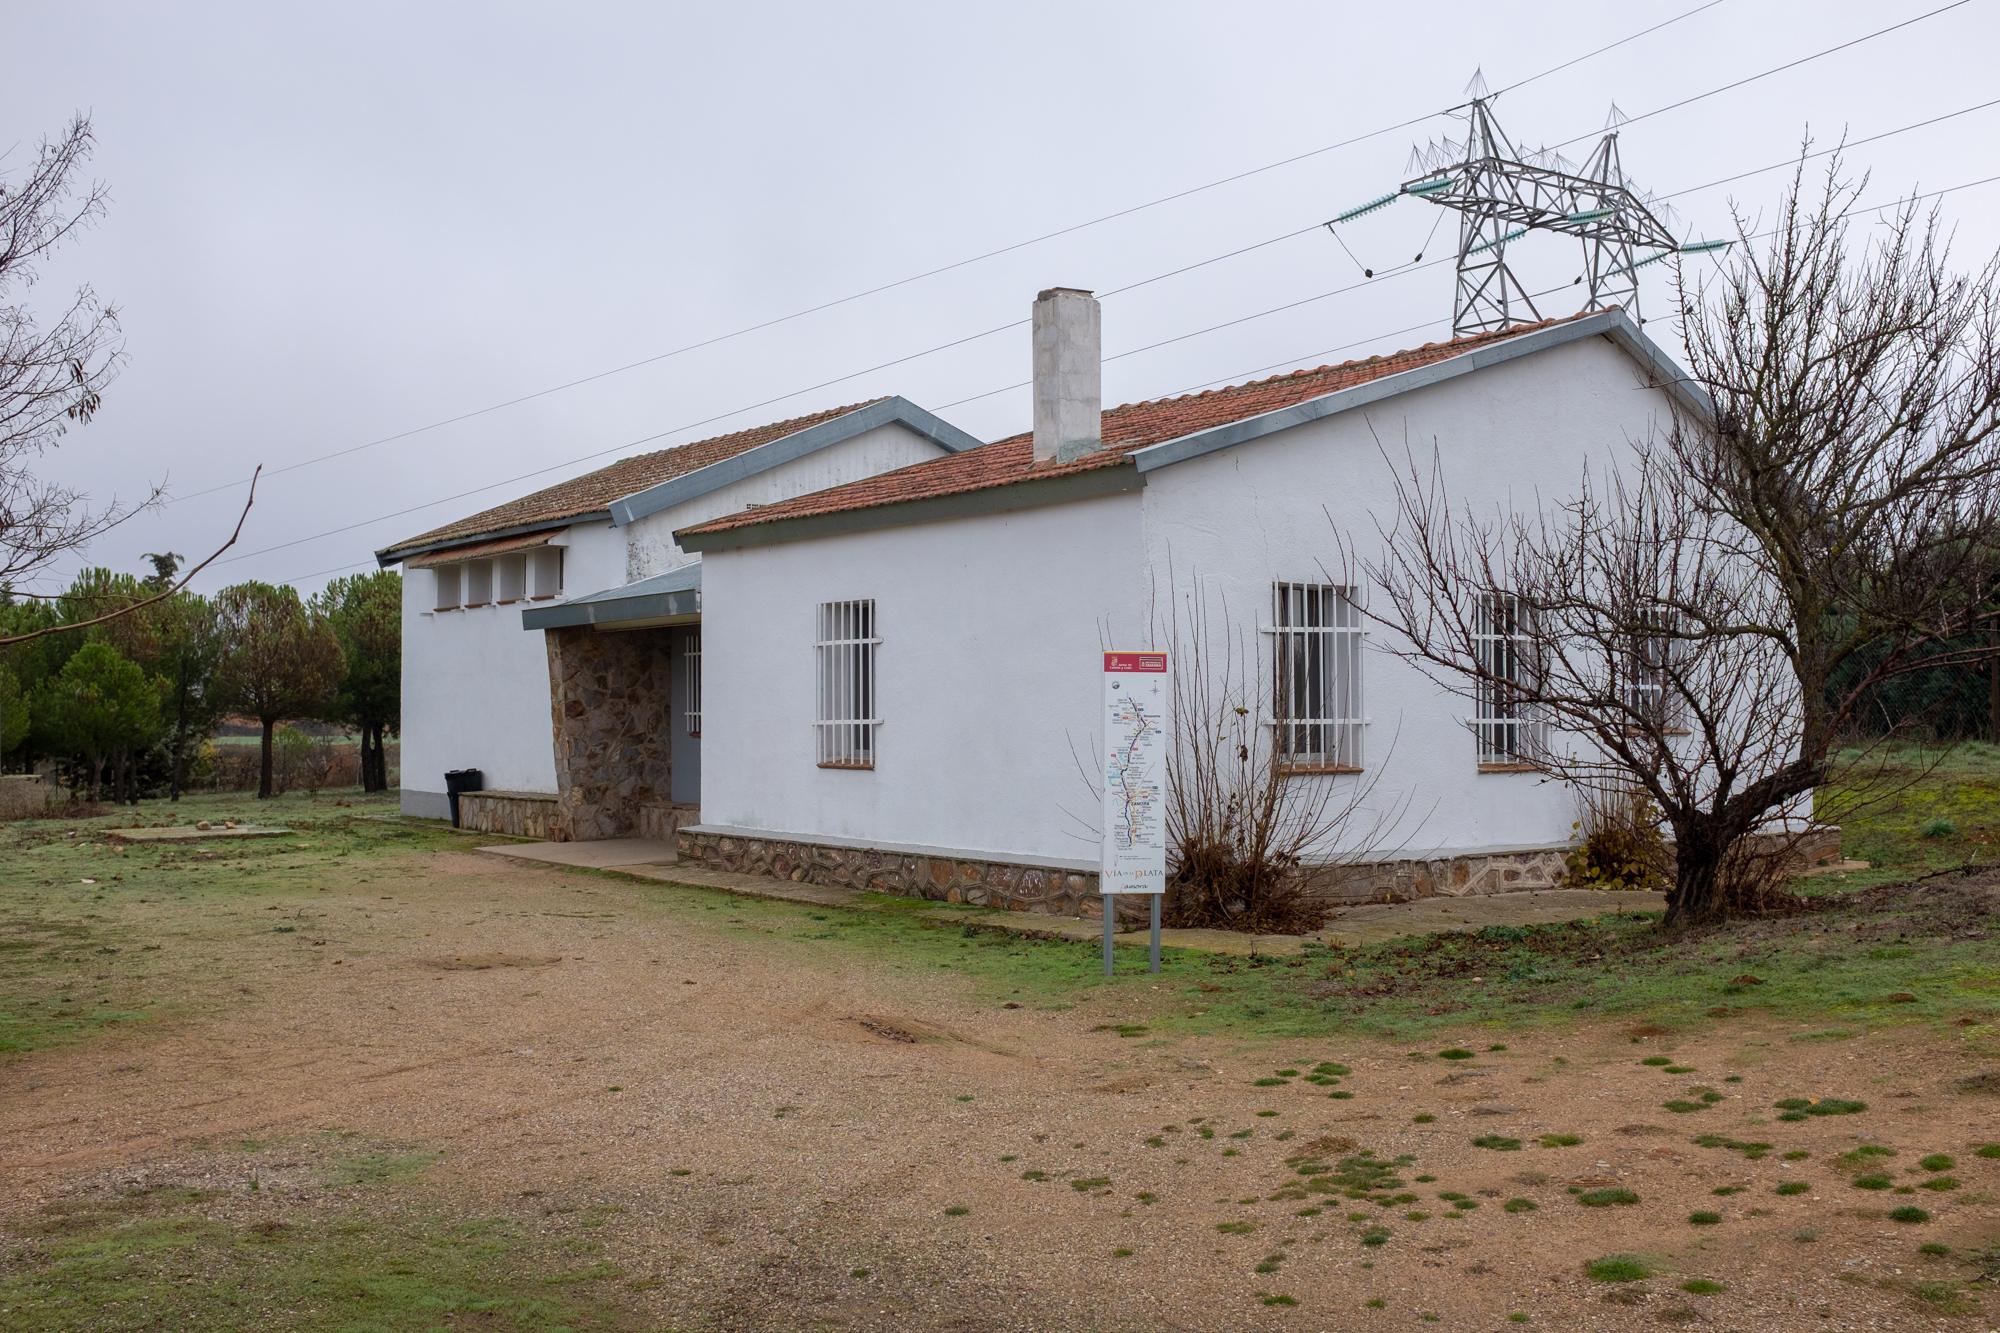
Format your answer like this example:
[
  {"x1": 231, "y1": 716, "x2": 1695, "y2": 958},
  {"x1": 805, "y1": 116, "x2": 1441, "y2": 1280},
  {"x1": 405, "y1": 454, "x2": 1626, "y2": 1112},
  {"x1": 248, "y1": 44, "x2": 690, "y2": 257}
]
[{"x1": 544, "y1": 626, "x2": 675, "y2": 841}]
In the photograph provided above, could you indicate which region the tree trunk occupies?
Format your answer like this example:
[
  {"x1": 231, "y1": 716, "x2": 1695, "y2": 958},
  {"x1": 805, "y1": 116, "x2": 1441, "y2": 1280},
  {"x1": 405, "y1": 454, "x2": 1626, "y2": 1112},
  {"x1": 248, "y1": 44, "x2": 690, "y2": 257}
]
[
  {"x1": 362, "y1": 722, "x2": 387, "y2": 793},
  {"x1": 86, "y1": 752, "x2": 102, "y2": 803},
  {"x1": 258, "y1": 717, "x2": 276, "y2": 799},
  {"x1": 1663, "y1": 824, "x2": 1729, "y2": 930}
]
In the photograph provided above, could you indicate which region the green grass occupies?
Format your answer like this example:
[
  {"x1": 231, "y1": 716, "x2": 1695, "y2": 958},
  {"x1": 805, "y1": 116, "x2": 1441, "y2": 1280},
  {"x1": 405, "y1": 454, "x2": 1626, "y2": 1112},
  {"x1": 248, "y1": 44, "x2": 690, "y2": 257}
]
[
  {"x1": 10, "y1": 751, "x2": 1999, "y2": 1061},
  {"x1": 0, "y1": 1186, "x2": 639, "y2": 1332},
  {"x1": 1584, "y1": 1254, "x2": 1653, "y2": 1282},
  {"x1": 0, "y1": 790, "x2": 461, "y2": 1058},
  {"x1": 1680, "y1": 1278, "x2": 1726, "y2": 1295}
]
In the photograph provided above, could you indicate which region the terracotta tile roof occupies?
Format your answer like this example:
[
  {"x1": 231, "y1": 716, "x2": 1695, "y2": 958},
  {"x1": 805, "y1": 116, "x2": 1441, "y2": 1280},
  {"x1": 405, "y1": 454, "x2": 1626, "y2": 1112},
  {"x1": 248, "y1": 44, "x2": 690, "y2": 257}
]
[
  {"x1": 380, "y1": 398, "x2": 888, "y2": 558},
  {"x1": 679, "y1": 316, "x2": 1588, "y2": 540}
]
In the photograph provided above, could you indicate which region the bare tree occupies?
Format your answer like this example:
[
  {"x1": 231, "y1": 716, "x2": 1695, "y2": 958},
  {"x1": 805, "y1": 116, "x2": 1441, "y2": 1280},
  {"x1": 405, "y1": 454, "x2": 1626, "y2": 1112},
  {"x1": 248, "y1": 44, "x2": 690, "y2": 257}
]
[
  {"x1": 0, "y1": 117, "x2": 258, "y2": 647},
  {"x1": 1360, "y1": 158, "x2": 2000, "y2": 928},
  {"x1": 0, "y1": 115, "x2": 131, "y2": 585},
  {"x1": 1152, "y1": 576, "x2": 1405, "y2": 933}
]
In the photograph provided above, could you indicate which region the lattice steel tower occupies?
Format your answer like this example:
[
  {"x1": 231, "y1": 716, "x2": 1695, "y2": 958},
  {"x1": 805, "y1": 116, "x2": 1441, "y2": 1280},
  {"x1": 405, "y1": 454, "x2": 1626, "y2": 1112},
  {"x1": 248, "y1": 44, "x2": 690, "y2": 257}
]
[{"x1": 1403, "y1": 96, "x2": 1678, "y2": 336}]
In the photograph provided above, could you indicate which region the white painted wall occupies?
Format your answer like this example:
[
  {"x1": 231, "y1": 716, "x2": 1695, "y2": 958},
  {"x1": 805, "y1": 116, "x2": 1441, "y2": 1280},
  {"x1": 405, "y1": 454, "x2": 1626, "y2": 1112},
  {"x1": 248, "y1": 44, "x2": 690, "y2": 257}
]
[
  {"x1": 397, "y1": 519, "x2": 625, "y2": 815},
  {"x1": 697, "y1": 332, "x2": 1685, "y2": 863},
  {"x1": 1139, "y1": 332, "x2": 1669, "y2": 858},
  {"x1": 698, "y1": 493, "x2": 1149, "y2": 864},
  {"x1": 622, "y1": 423, "x2": 950, "y2": 582},
  {"x1": 396, "y1": 421, "x2": 956, "y2": 817}
]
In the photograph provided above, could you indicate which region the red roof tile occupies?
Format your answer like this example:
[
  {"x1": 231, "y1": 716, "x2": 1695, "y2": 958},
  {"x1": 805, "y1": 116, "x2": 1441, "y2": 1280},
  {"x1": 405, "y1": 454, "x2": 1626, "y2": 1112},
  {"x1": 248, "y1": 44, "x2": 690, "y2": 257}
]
[
  {"x1": 380, "y1": 398, "x2": 888, "y2": 558},
  {"x1": 679, "y1": 317, "x2": 1587, "y2": 540}
]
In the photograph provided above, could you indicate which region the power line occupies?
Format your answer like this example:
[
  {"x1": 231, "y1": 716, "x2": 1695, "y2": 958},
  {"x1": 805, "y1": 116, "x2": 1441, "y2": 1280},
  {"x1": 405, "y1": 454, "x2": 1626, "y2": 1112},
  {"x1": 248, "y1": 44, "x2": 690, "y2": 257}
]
[
  {"x1": 164, "y1": 1, "x2": 1733, "y2": 508},
  {"x1": 1546, "y1": 0, "x2": 1975, "y2": 152},
  {"x1": 1137, "y1": 171, "x2": 2000, "y2": 404},
  {"x1": 267, "y1": 168, "x2": 2000, "y2": 590},
  {"x1": 262, "y1": 161, "x2": 2000, "y2": 580}
]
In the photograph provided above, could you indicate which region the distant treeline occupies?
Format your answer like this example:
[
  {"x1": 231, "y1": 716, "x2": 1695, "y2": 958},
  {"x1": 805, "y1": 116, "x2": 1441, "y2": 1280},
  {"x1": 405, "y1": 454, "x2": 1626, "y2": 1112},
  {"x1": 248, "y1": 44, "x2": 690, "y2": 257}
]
[{"x1": 0, "y1": 557, "x2": 400, "y2": 801}]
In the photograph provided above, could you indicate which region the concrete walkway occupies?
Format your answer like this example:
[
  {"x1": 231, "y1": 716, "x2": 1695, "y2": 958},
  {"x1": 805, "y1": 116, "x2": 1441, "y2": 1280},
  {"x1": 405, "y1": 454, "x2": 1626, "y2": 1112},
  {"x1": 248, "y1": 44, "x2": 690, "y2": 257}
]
[{"x1": 476, "y1": 837, "x2": 1665, "y2": 954}]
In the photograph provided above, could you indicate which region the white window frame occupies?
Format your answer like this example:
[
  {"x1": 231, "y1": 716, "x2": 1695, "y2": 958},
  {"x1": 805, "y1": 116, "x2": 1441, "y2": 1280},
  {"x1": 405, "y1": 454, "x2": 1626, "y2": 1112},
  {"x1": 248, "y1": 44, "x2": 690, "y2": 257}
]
[
  {"x1": 1262, "y1": 581, "x2": 1366, "y2": 771},
  {"x1": 815, "y1": 599, "x2": 879, "y2": 769},
  {"x1": 684, "y1": 630, "x2": 702, "y2": 738},
  {"x1": 1473, "y1": 590, "x2": 1542, "y2": 767}
]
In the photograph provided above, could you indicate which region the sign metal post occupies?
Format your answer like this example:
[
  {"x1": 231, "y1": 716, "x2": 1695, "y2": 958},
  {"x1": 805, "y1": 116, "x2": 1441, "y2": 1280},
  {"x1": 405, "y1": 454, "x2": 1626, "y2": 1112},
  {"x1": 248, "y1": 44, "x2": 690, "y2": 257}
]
[{"x1": 1100, "y1": 649, "x2": 1169, "y2": 977}]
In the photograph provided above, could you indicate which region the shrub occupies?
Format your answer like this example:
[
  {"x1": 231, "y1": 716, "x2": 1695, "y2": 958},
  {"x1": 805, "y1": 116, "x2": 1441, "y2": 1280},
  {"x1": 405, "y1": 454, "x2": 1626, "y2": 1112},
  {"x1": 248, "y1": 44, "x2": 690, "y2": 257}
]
[{"x1": 1563, "y1": 786, "x2": 1670, "y2": 892}]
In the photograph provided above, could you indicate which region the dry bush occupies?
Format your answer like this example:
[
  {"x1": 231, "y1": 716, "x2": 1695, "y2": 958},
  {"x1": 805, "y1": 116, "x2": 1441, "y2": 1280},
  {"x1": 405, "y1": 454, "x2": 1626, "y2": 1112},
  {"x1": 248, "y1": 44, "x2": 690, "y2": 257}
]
[
  {"x1": 1153, "y1": 581, "x2": 1399, "y2": 935},
  {"x1": 1563, "y1": 785, "x2": 1671, "y2": 892}
]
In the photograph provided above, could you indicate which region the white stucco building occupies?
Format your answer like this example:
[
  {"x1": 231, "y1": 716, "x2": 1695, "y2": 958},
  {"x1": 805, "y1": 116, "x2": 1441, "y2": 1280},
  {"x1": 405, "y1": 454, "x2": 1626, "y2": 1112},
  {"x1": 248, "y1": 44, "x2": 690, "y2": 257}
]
[
  {"x1": 376, "y1": 398, "x2": 979, "y2": 824},
  {"x1": 382, "y1": 289, "x2": 1713, "y2": 912}
]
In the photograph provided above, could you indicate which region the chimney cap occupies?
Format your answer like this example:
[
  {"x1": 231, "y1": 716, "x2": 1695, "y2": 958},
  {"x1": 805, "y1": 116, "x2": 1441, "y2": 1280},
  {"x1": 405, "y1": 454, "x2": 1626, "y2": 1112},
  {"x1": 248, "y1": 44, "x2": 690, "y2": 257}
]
[{"x1": 1036, "y1": 286, "x2": 1095, "y2": 301}]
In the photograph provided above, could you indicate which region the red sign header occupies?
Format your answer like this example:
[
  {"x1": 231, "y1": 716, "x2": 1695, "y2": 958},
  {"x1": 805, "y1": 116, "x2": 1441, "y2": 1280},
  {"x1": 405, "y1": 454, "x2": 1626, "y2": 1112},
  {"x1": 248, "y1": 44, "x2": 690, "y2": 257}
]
[{"x1": 1103, "y1": 651, "x2": 1167, "y2": 674}]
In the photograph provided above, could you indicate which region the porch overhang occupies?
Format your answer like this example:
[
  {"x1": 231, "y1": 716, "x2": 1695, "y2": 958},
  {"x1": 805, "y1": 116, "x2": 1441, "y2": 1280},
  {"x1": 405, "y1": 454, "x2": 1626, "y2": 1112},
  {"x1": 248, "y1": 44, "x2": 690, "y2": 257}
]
[{"x1": 521, "y1": 563, "x2": 701, "y2": 631}]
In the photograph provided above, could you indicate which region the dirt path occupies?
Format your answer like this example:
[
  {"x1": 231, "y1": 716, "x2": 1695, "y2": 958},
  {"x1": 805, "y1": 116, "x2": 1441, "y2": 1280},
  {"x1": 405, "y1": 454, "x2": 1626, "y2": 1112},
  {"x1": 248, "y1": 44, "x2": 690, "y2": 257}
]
[{"x1": 3, "y1": 850, "x2": 1996, "y2": 1329}]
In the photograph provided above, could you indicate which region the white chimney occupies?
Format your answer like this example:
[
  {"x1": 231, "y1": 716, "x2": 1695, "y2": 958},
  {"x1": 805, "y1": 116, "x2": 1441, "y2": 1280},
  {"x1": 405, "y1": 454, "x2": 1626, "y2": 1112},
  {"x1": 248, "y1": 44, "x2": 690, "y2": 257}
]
[{"x1": 1031, "y1": 287, "x2": 1101, "y2": 464}]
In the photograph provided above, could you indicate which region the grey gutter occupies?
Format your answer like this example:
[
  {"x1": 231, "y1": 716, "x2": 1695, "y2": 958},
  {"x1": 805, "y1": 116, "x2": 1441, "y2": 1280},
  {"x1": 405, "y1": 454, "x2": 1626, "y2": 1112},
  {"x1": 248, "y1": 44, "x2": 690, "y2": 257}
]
[
  {"x1": 520, "y1": 564, "x2": 702, "y2": 632},
  {"x1": 1129, "y1": 309, "x2": 1711, "y2": 474},
  {"x1": 607, "y1": 397, "x2": 983, "y2": 528},
  {"x1": 374, "y1": 515, "x2": 593, "y2": 569},
  {"x1": 676, "y1": 460, "x2": 1143, "y2": 554}
]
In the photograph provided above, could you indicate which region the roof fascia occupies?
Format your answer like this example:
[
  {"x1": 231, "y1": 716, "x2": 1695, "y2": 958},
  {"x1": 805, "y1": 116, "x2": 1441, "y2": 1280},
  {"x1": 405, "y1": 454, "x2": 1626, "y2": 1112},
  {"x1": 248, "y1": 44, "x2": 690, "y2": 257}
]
[
  {"x1": 677, "y1": 460, "x2": 1142, "y2": 554},
  {"x1": 608, "y1": 397, "x2": 983, "y2": 528}
]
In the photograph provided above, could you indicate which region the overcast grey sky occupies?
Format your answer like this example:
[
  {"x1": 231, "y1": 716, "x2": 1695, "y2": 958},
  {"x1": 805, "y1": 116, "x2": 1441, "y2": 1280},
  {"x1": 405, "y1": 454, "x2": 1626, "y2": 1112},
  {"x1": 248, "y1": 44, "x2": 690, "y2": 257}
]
[{"x1": 9, "y1": 0, "x2": 1998, "y2": 596}]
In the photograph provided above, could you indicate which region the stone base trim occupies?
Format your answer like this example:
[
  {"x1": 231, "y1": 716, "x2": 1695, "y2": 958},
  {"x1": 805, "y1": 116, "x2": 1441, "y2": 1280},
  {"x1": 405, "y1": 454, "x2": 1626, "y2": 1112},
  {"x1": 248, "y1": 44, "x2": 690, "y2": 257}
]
[
  {"x1": 637, "y1": 802, "x2": 701, "y2": 843},
  {"x1": 1307, "y1": 847, "x2": 1572, "y2": 905},
  {"x1": 675, "y1": 824, "x2": 1846, "y2": 919},
  {"x1": 457, "y1": 790, "x2": 559, "y2": 840},
  {"x1": 675, "y1": 828, "x2": 1105, "y2": 918}
]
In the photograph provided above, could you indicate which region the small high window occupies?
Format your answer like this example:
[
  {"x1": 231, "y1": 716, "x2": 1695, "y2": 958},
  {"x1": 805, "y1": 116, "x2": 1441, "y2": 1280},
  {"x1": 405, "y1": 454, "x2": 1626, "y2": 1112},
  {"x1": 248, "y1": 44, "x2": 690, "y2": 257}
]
[
  {"x1": 529, "y1": 547, "x2": 564, "y2": 600},
  {"x1": 496, "y1": 553, "x2": 528, "y2": 604},
  {"x1": 462, "y1": 559, "x2": 493, "y2": 608},
  {"x1": 433, "y1": 565, "x2": 461, "y2": 612}
]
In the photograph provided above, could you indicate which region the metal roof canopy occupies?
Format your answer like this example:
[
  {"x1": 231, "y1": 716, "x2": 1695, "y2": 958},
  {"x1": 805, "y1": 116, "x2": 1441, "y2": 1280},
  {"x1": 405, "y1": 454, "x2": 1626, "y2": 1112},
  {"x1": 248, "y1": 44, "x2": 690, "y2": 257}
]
[{"x1": 520, "y1": 562, "x2": 701, "y2": 632}]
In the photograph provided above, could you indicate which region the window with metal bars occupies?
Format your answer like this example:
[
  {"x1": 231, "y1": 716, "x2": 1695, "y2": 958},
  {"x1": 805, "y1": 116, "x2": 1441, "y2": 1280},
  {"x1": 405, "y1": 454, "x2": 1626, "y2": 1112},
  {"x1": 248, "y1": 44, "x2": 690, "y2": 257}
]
[
  {"x1": 684, "y1": 631, "x2": 702, "y2": 737},
  {"x1": 1473, "y1": 590, "x2": 1542, "y2": 766},
  {"x1": 815, "y1": 600, "x2": 878, "y2": 768},
  {"x1": 1264, "y1": 582, "x2": 1365, "y2": 770},
  {"x1": 1622, "y1": 606, "x2": 1680, "y2": 731}
]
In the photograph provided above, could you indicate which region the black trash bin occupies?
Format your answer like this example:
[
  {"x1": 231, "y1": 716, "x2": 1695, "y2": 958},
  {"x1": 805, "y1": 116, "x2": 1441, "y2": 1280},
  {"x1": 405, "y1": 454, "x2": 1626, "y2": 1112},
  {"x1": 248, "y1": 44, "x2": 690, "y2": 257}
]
[{"x1": 443, "y1": 768, "x2": 483, "y2": 828}]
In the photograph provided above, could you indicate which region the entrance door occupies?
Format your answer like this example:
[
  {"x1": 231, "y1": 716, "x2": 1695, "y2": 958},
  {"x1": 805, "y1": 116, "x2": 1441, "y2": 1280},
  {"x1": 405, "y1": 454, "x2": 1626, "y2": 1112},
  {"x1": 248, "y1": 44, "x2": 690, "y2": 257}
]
[{"x1": 670, "y1": 627, "x2": 701, "y2": 806}]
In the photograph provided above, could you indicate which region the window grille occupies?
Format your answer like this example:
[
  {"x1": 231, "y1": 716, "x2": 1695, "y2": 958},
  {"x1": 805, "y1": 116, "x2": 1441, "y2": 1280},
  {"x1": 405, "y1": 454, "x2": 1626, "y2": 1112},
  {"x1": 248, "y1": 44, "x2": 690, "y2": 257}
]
[
  {"x1": 1473, "y1": 590, "x2": 1541, "y2": 765},
  {"x1": 684, "y1": 630, "x2": 702, "y2": 737},
  {"x1": 815, "y1": 599, "x2": 878, "y2": 767},
  {"x1": 433, "y1": 565, "x2": 461, "y2": 612},
  {"x1": 1263, "y1": 582, "x2": 1365, "y2": 769},
  {"x1": 1623, "y1": 606, "x2": 1678, "y2": 728},
  {"x1": 462, "y1": 559, "x2": 493, "y2": 608},
  {"x1": 528, "y1": 547, "x2": 564, "y2": 600}
]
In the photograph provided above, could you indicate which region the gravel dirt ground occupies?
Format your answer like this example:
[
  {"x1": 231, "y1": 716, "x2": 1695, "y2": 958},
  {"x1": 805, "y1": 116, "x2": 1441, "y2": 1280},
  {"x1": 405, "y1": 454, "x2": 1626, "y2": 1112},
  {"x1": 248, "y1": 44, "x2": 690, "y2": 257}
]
[{"x1": 3, "y1": 846, "x2": 1997, "y2": 1331}]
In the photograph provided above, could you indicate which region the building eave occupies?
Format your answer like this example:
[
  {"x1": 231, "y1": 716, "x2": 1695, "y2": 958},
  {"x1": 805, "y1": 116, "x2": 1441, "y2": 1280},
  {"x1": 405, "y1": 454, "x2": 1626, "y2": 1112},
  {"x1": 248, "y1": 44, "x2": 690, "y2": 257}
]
[{"x1": 375, "y1": 515, "x2": 593, "y2": 569}]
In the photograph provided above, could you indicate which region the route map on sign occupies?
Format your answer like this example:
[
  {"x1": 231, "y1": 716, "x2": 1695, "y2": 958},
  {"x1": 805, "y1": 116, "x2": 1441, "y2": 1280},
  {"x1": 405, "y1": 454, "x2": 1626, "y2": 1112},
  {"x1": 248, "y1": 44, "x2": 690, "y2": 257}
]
[{"x1": 1101, "y1": 650, "x2": 1169, "y2": 895}]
